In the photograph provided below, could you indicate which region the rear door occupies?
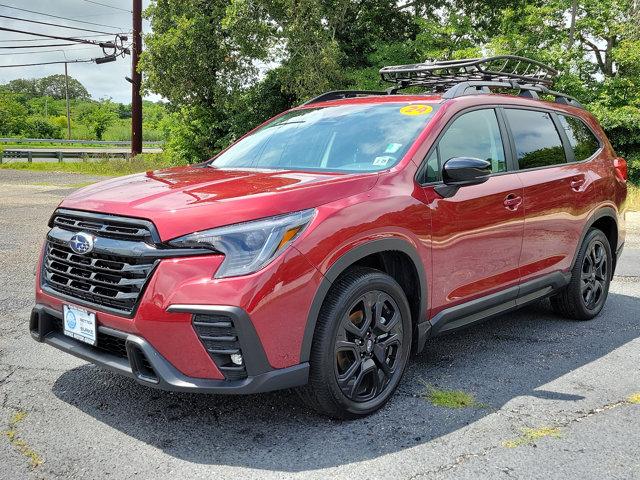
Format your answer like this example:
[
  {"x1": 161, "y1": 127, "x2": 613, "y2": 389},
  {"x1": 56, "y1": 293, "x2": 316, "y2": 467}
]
[
  {"x1": 419, "y1": 108, "x2": 525, "y2": 318},
  {"x1": 504, "y1": 107, "x2": 598, "y2": 283}
]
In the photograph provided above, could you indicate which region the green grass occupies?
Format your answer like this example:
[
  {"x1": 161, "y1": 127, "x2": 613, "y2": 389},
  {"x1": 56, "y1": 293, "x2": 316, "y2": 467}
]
[
  {"x1": 502, "y1": 426, "x2": 562, "y2": 448},
  {"x1": 420, "y1": 382, "x2": 486, "y2": 409},
  {"x1": 628, "y1": 183, "x2": 640, "y2": 211},
  {"x1": 0, "y1": 153, "x2": 184, "y2": 177}
]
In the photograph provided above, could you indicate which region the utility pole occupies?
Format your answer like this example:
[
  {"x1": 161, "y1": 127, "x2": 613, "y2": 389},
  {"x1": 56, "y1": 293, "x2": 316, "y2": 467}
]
[
  {"x1": 64, "y1": 62, "x2": 71, "y2": 140},
  {"x1": 131, "y1": 0, "x2": 142, "y2": 156}
]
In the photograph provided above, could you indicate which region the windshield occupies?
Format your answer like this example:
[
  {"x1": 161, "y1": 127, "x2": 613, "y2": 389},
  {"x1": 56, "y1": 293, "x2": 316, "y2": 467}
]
[{"x1": 208, "y1": 102, "x2": 439, "y2": 173}]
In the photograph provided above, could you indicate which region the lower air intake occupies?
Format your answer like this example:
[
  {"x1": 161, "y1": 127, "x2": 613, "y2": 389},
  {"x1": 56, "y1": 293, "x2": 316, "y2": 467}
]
[{"x1": 192, "y1": 313, "x2": 248, "y2": 381}]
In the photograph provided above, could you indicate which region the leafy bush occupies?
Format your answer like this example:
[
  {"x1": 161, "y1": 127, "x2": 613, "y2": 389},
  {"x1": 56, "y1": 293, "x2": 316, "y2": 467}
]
[{"x1": 22, "y1": 118, "x2": 63, "y2": 139}]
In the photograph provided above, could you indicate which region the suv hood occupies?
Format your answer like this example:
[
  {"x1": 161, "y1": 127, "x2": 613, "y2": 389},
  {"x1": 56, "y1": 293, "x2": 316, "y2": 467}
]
[{"x1": 60, "y1": 165, "x2": 378, "y2": 241}]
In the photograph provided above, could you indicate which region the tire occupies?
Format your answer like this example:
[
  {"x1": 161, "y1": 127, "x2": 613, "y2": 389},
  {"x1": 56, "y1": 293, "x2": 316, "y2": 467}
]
[
  {"x1": 550, "y1": 228, "x2": 612, "y2": 320},
  {"x1": 298, "y1": 267, "x2": 412, "y2": 419}
]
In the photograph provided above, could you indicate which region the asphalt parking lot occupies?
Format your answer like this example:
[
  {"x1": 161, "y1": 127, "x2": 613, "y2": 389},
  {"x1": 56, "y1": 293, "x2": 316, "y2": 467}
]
[{"x1": 1, "y1": 169, "x2": 639, "y2": 480}]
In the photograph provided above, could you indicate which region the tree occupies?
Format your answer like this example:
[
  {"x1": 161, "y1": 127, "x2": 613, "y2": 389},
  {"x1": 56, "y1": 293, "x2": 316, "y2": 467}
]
[
  {"x1": 79, "y1": 101, "x2": 117, "y2": 140},
  {"x1": 0, "y1": 94, "x2": 29, "y2": 136},
  {"x1": 4, "y1": 79, "x2": 39, "y2": 98},
  {"x1": 37, "y1": 75, "x2": 90, "y2": 101},
  {"x1": 140, "y1": 0, "x2": 273, "y2": 160},
  {"x1": 3, "y1": 75, "x2": 90, "y2": 100}
]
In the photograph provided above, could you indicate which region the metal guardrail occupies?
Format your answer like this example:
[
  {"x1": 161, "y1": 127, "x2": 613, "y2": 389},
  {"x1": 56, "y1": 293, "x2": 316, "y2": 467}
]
[
  {"x1": 0, "y1": 150, "x2": 134, "y2": 163},
  {"x1": 0, "y1": 138, "x2": 164, "y2": 146}
]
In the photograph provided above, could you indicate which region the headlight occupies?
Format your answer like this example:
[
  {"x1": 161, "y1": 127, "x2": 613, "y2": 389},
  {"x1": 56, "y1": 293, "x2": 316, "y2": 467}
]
[{"x1": 169, "y1": 209, "x2": 315, "y2": 278}]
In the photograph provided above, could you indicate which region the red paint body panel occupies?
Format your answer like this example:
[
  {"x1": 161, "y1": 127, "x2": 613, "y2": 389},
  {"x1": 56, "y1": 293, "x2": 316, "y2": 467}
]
[
  {"x1": 61, "y1": 167, "x2": 379, "y2": 241},
  {"x1": 422, "y1": 174, "x2": 524, "y2": 316},
  {"x1": 34, "y1": 92, "x2": 627, "y2": 385}
]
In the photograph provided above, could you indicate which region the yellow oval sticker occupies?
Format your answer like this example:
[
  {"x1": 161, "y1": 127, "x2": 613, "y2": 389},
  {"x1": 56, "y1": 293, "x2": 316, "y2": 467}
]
[{"x1": 400, "y1": 104, "x2": 433, "y2": 116}]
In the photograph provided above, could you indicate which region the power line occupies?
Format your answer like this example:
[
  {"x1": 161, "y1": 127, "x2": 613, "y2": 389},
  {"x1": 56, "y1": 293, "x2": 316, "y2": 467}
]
[
  {"x1": 0, "y1": 46, "x2": 97, "y2": 55},
  {"x1": 0, "y1": 43, "x2": 78, "y2": 48},
  {"x1": 0, "y1": 14, "x2": 119, "y2": 35},
  {"x1": 0, "y1": 3, "x2": 125, "y2": 31},
  {"x1": 0, "y1": 26, "x2": 117, "y2": 47},
  {"x1": 0, "y1": 34, "x2": 117, "y2": 42},
  {"x1": 0, "y1": 58, "x2": 97, "y2": 68},
  {"x1": 78, "y1": 0, "x2": 132, "y2": 13}
]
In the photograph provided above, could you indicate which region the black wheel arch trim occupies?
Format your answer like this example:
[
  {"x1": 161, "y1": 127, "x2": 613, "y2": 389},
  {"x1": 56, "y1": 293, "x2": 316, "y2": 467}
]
[
  {"x1": 300, "y1": 237, "x2": 428, "y2": 363},
  {"x1": 570, "y1": 206, "x2": 619, "y2": 274}
]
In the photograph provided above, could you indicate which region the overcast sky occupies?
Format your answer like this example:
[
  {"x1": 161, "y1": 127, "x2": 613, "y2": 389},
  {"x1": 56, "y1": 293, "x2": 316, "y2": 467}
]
[{"x1": 0, "y1": 0, "x2": 158, "y2": 103}]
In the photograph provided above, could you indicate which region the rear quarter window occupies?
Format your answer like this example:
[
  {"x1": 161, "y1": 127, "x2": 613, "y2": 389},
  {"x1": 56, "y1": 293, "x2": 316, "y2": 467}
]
[{"x1": 558, "y1": 115, "x2": 601, "y2": 161}]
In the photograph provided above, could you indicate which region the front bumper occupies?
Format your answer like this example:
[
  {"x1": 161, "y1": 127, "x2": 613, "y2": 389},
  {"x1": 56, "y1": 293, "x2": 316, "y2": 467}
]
[{"x1": 30, "y1": 304, "x2": 309, "y2": 394}]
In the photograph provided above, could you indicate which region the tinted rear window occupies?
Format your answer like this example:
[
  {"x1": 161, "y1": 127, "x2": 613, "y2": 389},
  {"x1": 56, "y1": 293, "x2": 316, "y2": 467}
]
[
  {"x1": 558, "y1": 115, "x2": 600, "y2": 161},
  {"x1": 209, "y1": 103, "x2": 439, "y2": 173},
  {"x1": 505, "y1": 109, "x2": 567, "y2": 170}
]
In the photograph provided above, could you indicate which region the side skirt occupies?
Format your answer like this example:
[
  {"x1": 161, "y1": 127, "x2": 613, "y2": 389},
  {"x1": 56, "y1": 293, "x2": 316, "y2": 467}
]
[{"x1": 428, "y1": 271, "x2": 571, "y2": 337}]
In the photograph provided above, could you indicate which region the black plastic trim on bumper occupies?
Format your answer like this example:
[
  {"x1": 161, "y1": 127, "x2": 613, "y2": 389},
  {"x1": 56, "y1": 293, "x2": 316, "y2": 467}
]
[{"x1": 30, "y1": 304, "x2": 309, "y2": 394}]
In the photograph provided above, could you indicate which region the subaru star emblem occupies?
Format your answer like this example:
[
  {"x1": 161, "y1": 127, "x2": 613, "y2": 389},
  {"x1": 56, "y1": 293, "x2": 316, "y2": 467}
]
[{"x1": 69, "y1": 232, "x2": 94, "y2": 255}]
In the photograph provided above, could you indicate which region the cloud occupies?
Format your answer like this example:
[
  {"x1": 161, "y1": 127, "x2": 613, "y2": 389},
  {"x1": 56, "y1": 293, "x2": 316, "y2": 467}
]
[{"x1": 0, "y1": 0, "x2": 159, "y2": 103}]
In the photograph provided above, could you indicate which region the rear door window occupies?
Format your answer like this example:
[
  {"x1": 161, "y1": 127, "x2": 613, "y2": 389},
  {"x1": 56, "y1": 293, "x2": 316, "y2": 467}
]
[
  {"x1": 505, "y1": 109, "x2": 567, "y2": 170},
  {"x1": 558, "y1": 115, "x2": 601, "y2": 161}
]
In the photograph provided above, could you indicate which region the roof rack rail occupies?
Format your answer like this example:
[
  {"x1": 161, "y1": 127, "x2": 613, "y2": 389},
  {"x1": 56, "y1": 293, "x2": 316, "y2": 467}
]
[
  {"x1": 303, "y1": 90, "x2": 388, "y2": 106},
  {"x1": 380, "y1": 55, "x2": 558, "y2": 90},
  {"x1": 443, "y1": 79, "x2": 583, "y2": 108}
]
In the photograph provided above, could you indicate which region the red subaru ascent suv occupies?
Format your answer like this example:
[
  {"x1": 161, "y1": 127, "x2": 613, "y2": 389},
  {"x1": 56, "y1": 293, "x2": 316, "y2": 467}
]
[{"x1": 30, "y1": 56, "x2": 627, "y2": 418}]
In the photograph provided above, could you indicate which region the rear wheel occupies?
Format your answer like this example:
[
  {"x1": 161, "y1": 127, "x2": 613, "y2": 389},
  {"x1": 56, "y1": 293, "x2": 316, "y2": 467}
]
[
  {"x1": 551, "y1": 228, "x2": 612, "y2": 320},
  {"x1": 299, "y1": 267, "x2": 412, "y2": 419}
]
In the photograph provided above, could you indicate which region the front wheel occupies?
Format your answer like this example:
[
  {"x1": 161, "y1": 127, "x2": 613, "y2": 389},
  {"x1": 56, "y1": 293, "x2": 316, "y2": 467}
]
[
  {"x1": 299, "y1": 267, "x2": 412, "y2": 419},
  {"x1": 551, "y1": 228, "x2": 612, "y2": 320}
]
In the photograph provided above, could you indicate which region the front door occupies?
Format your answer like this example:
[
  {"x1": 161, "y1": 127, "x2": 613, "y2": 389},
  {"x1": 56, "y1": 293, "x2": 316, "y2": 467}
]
[{"x1": 420, "y1": 108, "x2": 525, "y2": 319}]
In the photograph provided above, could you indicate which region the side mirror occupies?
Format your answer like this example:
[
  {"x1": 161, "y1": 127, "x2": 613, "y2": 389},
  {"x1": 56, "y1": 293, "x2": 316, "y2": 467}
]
[
  {"x1": 435, "y1": 157, "x2": 491, "y2": 197},
  {"x1": 442, "y1": 157, "x2": 491, "y2": 186}
]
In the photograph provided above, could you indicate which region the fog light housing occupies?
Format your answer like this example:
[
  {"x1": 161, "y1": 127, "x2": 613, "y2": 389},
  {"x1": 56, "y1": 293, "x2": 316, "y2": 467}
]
[{"x1": 230, "y1": 353, "x2": 243, "y2": 366}]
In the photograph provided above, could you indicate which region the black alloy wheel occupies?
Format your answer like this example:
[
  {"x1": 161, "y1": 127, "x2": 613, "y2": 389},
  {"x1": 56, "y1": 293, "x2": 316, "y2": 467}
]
[
  {"x1": 550, "y1": 228, "x2": 612, "y2": 320},
  {"x1": 580, "y1": 239, "x2": 608, "y2": 310},
  {"x1": 299, "y1": 267, "x2": 412, "y2": 419},
  {"x1": 334, "y1": 290, "x2": 404, "y2": 402}
]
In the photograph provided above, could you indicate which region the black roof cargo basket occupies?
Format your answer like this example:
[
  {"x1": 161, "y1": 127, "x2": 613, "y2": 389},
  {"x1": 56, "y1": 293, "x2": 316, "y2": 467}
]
[
  {"x1": 380, "y1": 55, "x2": 557, "y2": 88},
  {"x1": 303, "y1": 56, "x2": 583, "y2": 108}
]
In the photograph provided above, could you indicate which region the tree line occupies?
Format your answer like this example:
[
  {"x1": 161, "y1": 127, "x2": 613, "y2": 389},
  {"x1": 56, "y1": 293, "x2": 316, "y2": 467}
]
[{"x1": 0, "y1": 75, "x2": 168, "y2": 142}]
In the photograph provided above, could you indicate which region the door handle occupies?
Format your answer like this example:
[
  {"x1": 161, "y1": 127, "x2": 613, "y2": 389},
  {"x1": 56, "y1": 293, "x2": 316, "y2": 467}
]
[
  {"x1": 503, "y1": 194, "x2": 522, "y2": 210},
  {"x1": 570, "y1": 176, "x2": 586, "y2": 191}
]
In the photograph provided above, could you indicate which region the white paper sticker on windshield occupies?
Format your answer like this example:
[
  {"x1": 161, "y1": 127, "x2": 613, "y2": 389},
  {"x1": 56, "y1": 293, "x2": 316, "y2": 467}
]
[
  {"x1": 373, "y1": 156, "x2": 395, "y2": 166},
  {"x1": 385, "y1": 143, "x2": 402, "y2": 153}
]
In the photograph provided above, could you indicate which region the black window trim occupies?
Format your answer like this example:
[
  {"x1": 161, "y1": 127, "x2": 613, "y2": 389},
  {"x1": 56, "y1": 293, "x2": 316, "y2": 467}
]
[
  {"x1": 415, "y1": 103, "x2": 605, "y2": 186},
  {"x1": 501, "y1": 105, "x2": 605, "y2": 173},
  {"x1": 415, "y1": 105, "x2": 515, "y2": 186}
]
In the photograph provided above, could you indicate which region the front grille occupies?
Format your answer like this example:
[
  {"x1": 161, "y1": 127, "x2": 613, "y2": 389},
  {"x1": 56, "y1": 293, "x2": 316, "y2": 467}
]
[
  {"x1": 42, "y1": 211, "x2": 159, "y2": 315},
  {"x1": 193, "y1": 313, "x2": 248, "y2": 380},
  {"x1": 53, "y1": 212, "x2": 153, "y2": 242},
  {"x1": 43, "y1": 240, "x2": 156, "y2": 314}
]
